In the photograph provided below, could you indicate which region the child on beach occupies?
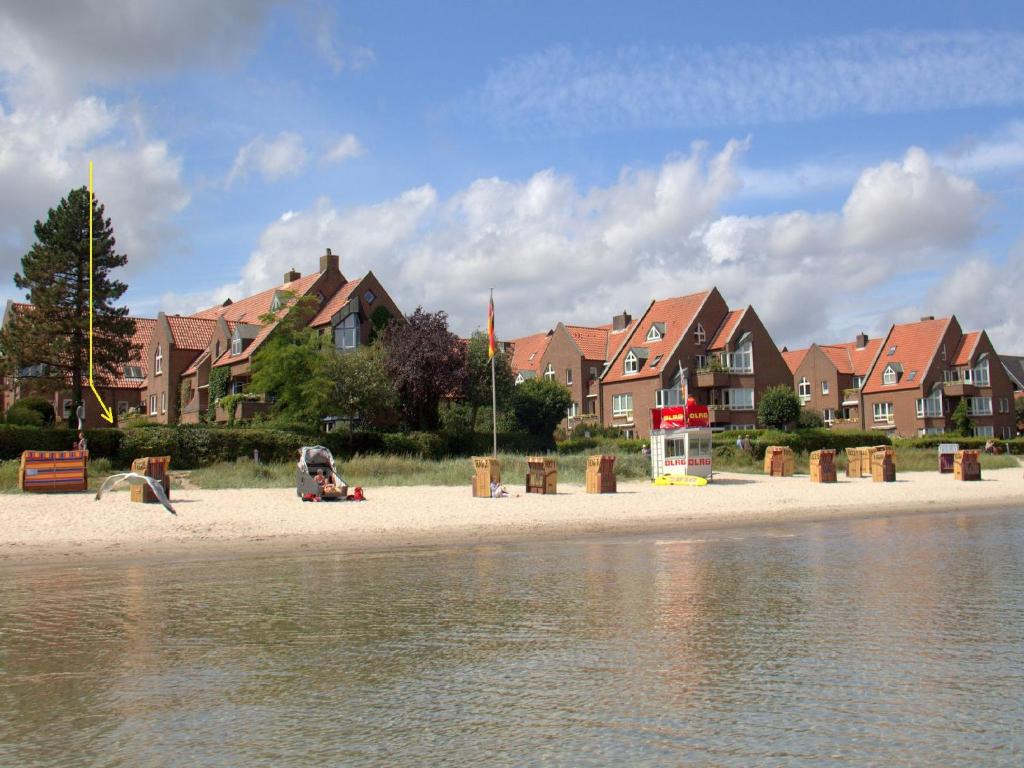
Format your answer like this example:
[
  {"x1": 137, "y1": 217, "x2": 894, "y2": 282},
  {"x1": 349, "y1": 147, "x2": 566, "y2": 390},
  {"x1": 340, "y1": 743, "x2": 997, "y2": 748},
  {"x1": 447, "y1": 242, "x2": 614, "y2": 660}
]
[{"x1": 490, "y1": 480, "x2": 509, "y2": 498}]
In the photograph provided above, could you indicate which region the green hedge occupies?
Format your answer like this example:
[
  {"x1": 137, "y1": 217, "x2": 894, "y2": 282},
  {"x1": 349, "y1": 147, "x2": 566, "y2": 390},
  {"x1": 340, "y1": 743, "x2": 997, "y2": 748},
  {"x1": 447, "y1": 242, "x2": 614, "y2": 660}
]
[
  {"x1": 751, "y1": 429, "x2": 891, "y2": 460},
  {"x1": 895, "y1": 435, "x2": 1024, "y2": 455},
  {"x1": 555, "y1": 437, "x2": 647, "y2": 455}
]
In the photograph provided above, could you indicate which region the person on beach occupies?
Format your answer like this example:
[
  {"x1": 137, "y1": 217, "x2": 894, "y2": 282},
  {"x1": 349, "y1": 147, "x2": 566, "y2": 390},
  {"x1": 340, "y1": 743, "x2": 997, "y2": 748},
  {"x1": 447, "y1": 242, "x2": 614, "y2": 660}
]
[
  {"x1": 75, "y1": 431, "x2": 88, "y2": 452},
  {"x1": 490, "y1": 480, "x2": 509, "y2": 498},
  {"x1": 315, "y1": 469, "x2": 337, "y2": 494}
]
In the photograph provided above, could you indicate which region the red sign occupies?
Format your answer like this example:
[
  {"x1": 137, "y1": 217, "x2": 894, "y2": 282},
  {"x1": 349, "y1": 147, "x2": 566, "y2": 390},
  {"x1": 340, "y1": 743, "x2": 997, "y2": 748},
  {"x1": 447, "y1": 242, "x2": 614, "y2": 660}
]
[{"x1": 651, "y1": 398, "x2": 709, "y2": 429}]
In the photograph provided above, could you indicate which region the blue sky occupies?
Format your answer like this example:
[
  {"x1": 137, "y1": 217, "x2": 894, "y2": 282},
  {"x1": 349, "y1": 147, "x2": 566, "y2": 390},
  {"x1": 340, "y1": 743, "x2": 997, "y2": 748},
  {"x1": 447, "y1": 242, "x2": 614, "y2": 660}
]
[{"x1": 1, "y1": 1, "x2": 1023, "y2": 349}]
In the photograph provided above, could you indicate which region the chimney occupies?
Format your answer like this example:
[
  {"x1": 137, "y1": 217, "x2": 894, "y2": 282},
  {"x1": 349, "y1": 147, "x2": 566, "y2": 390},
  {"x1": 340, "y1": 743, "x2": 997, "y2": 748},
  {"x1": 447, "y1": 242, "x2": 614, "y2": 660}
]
[
  {"x1": 283, "y1": 267, "x2": 301, "y2": 283},
  {"x1": 855, "y1": 332, "x2": 868, "y2": 349},
  {"x1": 320, "y1": 247, "x2": 340, "y2": 274},
  {"x1": 920, "y1": 315, "x2": 935, "y2": 322},
  {"x1": 612, "y1": 309, "x2": 632, "y2": 331}
]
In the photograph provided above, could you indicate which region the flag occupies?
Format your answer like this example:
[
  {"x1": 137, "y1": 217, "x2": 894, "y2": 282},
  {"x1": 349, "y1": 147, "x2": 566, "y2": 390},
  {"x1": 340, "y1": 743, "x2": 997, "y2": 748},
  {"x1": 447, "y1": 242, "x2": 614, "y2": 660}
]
[{"x1": 487, "y1": 291, "x2": 495, "y2": 359}]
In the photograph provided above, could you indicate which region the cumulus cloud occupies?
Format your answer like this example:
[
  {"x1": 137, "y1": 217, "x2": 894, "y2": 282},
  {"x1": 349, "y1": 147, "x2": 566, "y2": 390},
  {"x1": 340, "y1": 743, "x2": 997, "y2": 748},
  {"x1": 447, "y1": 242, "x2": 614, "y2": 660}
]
[
  {"x1": 227, "y1": 132, "x2": 309, "y2": 185},
  {"x1": 322, "y1": 134, "x2": 365, "y2": 165},
  {"x1": 482, "y1": 31, "x2": 1024, "y2": 134},
  {"x1": 192, "y1": 141, "x2": 990, "y2": 348}
]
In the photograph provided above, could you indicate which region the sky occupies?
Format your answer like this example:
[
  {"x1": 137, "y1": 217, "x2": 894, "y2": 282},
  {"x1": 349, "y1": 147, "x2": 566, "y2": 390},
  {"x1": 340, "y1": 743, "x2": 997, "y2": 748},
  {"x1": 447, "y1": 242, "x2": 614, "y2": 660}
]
[{"x1": 1, "y1": 0, "x2": 1023, "y2": 351}]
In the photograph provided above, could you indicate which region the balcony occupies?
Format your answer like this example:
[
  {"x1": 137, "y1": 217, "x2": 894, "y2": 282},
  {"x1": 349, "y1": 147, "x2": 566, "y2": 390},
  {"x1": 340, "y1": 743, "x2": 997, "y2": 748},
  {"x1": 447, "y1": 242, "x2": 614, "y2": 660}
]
[
  {"x1": 842, "y1": 387, "x2": 861, "y2": 403},
  {"x1": 695, "y1": 370, "x2": 731, "y2": 388},
  {"x1": 942, "y1": 380, "x2": 976, "y2": 397}
]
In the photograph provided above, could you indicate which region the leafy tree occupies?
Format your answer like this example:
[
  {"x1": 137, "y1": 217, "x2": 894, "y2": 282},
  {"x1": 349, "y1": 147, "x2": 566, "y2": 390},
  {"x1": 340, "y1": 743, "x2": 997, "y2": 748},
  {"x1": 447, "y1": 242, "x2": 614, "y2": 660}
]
[
  {"x1": 511, "y1": 378, "x2": 572, "y2": 442},
  {"x1": 0, "y1": 187, "x2": 135, "y2": 420},
  {"x1": 463, "y1": 331, "x2": 515, "y2": 431},
  {"x1": 6, "y1": 395, "x2": 56, "y2": 426},
  {"x1": 1015, "y1": 396, "x2": 1024, "y2": 431},
  {"x1": 757, "y1": 385, "x2": 801, "y2": 430},
  {"x1": 951, "y1": 398, "x2": 973, "y2": 437},
  {"x1": 368, "y1": 306, "x2": 395, "y2": 344},
  {"x1": 249, "y1": 327, "x2": 333, "y2": 425},
  {"x1": 382, "y1": 307, "x2": 467, "y2": 430},
  {"x1": 325, "y1": 342, "x2": 400, "y2": 429},
  {"x1": 796, "y1": 408, "x2": 824, "y2": 429}
]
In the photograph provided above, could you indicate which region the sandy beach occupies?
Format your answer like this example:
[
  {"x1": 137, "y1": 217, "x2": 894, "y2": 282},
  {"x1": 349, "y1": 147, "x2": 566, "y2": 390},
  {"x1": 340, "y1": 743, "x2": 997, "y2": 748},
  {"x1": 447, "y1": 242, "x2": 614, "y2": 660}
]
[{"x1": 0, "y1": 467, "x2": 1021, "y2": 565}]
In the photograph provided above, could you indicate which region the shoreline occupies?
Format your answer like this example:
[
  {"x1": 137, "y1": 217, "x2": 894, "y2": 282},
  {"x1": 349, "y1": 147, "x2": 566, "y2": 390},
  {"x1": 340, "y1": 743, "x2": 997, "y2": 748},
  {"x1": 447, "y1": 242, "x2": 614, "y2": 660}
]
[{"x1": 1, "y1": 468, "x2": 1021, "y2": 568}]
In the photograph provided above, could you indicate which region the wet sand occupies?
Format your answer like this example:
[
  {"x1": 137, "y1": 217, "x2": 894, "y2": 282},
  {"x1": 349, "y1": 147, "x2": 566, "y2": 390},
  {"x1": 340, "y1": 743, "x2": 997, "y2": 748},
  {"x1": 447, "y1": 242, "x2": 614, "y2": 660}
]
[{"x1": 1, "y1": 467, "x2": 1021, "y2": 565}]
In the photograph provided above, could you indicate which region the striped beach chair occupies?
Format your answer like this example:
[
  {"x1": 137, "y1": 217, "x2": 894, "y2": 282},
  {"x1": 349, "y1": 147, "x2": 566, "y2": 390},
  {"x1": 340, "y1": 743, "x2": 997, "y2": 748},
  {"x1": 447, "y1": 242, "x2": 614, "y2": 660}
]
[{"x1": 19, "y1": 450, "x2": 89, "y2": 493}]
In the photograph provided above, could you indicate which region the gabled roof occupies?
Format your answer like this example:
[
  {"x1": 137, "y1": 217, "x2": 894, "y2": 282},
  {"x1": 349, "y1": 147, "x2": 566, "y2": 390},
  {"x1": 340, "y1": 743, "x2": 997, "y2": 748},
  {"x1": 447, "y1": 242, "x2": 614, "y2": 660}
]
[
  {"x1": 952, "y1": 332, "x2": 980, "y2": 366},
  {"x1": 192, "y1": 272, "x2": 322, "y2": 324},
  {"x1": 782, "y1": 348, "x2": 808, "y2": 375},
  {"x1": 310, "y1": 277, "x2": 362, "y2": 328},
  {"x1": 1002, "y1": 355, "x2": 1024, "y2": 390},
  {"x1": 708, "y1": 308, "x2": 745, "y2": 351},
  {"x1": 862, "y1": 317, "x2": 951, "y2": 394},
  {"x1": 564, "y1": 325, "x2": 611, "y2": 360},
  {"x1": 510, "y1": 331, "x2": 552, "y2": 374},
  {"x1": 107, "y1": 317, "x2": 158, "y2": 389},
  {"x1": 166, "y1": 315, "x2": 219, "y2": 351},
  {"x1": 603, "y1": 291, "x2": 712, "y2": 384}
]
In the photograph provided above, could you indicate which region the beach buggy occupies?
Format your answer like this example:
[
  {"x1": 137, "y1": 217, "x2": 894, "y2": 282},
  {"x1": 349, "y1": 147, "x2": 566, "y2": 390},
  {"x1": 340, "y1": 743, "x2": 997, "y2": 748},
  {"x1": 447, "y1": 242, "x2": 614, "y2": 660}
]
[{"x1": 296, "y1": 446, "x2": 348, "y2": 501}]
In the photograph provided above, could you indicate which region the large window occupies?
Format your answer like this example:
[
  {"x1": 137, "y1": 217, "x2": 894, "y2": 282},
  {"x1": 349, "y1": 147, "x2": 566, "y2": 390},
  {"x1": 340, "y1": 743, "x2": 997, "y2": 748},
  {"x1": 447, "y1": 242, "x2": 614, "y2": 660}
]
[
  {"x1": 624, "y1": 351, "x2": 639, "y2": 374},
  {"x1": 873, "y1": 402, "x2": 894, "y2": 422},
  {"x1": 973, "y1": 425, "x2": 994, "y2": 437},
  {"x1": 655, "y1": 388, "x2": 683, "y2": 407},
  {"x1": 728, "y1": 341, "x2": 752, "y2": 373},
  {"x1": 334, "y1": 313, "x2": 360, "y2": 349},
  {"x1": 916, "y1": 389, "x2": 942, "y2": 418},
  {"x1": 973, "y1": 359, "x2": 990, "y2": 386},
  {"x1": 718, "y1": 388, "x2": 754, "y2": 410},
  {"x1": 566, "y1": 402, "x2": 579, "y2": 419},
  {"x1": 798, "y1": 377, "x2": 811, "y2": 401},
  {"x1": 154, "y1": 344, "x2": 163, "y2": 375},
  {"x1": 966, "y1": 396, "x2": 992, "y2": 416},
  {"x1": 612, "y1": 393, "x2": 633, "y2": 418}
]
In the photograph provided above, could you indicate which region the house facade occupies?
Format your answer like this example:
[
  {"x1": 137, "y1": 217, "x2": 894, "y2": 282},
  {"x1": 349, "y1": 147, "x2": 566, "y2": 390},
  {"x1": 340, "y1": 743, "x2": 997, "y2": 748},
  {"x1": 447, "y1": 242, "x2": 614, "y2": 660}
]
[
  {"x1": 859, "y1": 316, "x2": 1016, "y2": 438},
  {"x1": 784, "y1": 334, "x2": 882, "y2": 428}
]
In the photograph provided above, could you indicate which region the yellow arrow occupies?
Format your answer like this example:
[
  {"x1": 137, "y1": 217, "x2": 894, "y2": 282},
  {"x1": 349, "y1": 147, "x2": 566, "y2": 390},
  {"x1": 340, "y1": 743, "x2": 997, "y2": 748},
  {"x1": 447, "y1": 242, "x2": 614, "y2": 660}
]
[{"x1": 88, "y1": 160, "x2": 114, "y2": 424}]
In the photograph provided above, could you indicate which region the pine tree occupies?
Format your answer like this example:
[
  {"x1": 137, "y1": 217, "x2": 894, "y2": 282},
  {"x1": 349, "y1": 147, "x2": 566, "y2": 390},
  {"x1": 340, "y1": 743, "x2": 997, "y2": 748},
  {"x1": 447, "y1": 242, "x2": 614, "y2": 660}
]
[{"x1": 0, "y1": 187, "x2": 136, "y2": 419}]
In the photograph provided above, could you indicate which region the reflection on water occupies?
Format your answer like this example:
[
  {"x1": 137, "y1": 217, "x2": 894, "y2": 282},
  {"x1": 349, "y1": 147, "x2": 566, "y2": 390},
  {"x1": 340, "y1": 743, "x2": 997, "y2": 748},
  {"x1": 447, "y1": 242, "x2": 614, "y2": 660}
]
[{"x1": 1, "y1": 509, "x2": 1023, "y2": 767}]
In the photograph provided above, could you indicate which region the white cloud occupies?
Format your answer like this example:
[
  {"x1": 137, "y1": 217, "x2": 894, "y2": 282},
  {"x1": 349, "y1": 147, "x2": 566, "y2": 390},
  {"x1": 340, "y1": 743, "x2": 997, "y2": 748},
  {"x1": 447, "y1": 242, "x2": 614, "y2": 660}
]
[
  {"x1": 227, "y1": 132, "x2": 309, "y2": 185},
  {"x1": 310, "y1": 5, "x2": 376, "y2": 75},
  {"x1": 210, "y1": 142, "x2": 990, "y2": 349},
  {"x1": 322, "y1": 133, "x2": 365, "y2": 165},
  {"x1": 482, "y1": 31, "x2": 1024, "y2": 134}
]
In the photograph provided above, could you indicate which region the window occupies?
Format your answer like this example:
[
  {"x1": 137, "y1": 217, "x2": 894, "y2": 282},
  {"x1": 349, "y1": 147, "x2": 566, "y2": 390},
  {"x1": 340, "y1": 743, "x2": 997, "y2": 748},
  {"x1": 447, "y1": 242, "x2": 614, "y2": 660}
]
[
  {"x1": 820, "y1": 380, "x2": 829, "y2": 395},
  {"x1": 973, "y1": 359, "x2": 990, "y2": 386},
  {"x1": 118, "y1": 401, "x2": 129, "y2": 416},
  {"x1": 624, "y1": 351, "x2": 639, "y2": 374},
  {"x1": 966, "y1": 397, "x2": 992, "y2": 416},
  {"x1": 695, "y1": 354, "x2": 707, "y2": 369},
  {"x1": 150, "y1": 395, "x2": 158, "y2": 415},
  {"x1": 334, "y1": 313, "x2": 360, "y2": 349},
  {"x1": 694, "y1": 323, "x2": 706, "y2": 345},
  {"x1": 231, "y1": 380, "x2": 245, "y2": 395},
  {"x1": 589, "y1": 366, "x2": 598, "y2": 380},
  {"x1": 823, "y1": 408, "x2": 835, "y2": 426},
  {"x1": 718, "y1": 388, "x2": 754, "y2": 410},
  {"x1": 566, "y1": 369, "x2": 573, "y2": 385},
  {"x1": 973, "y1": 425, "x2": 994, "y2": 437},
  {"x1": 907, "y1": 370, "x2": 917, "y2": 382},
  {"x1": 1001, "y1": 426, "x2": 1013, "y2": 439},
  {"x1": 798, "y1": 377, "x2": 811, "y2": 401},
  {"x1": 998, "y1": 397, "x2": 1009, "y2": 413},
  {"x1": 528, "y1": 352, "x2": 536, "y2": 362},
  {"x1": 154, "y1": 344, "x2": 163, "y2": 375},
  {"x1": 215, "y1": 340, "x2": 221, "y2": 359},
  {"x1": 270, "y1": 294, "x2": 282, "y2": 312},
  {"x1": 124, "y1": 365, "x2": 143, "y2": 379},
  {"x1": 231, "y1": 334, "x2": 242, "y2": 356},
  {"x1": 851, "y1": 375, "x2": 864, "y2": 389},
  {"x1": 567, "y1": 402, "x2": 579, "y2": 419},
  {"x1": 63, "y1": 399, "x2": 73, "y2": 419},
  {"x1": 941, "y1": 344, "x2": 947, "y2": 361},
  {"x1": 363, "y1": 289, "x2": 377, "y2": 304},
  {"x1": 160, "y1": 392, "x2": 167, "y2": 414},
  {"x1": 916, "y1": 389, "x2": 942, "y2": 418},
  {"x1": 650, "y1": 354, "x2": 663, "y2": 368},
  {"x1": 919, "y1": 427, "x2": 945, "y2": 436},
  {"x1": 544, "y1": 364, "x2": 555, "y2": 380},
  {"x1": 656, "y1": 388, "x2": 683, "y2": 407},
  {"x1": 646, "y1": 325, "x2": 662, "y2": 342},
  {"x1": 729, "y1": 340, "x2": 753, "y2": 373},
  {"x1": 882, "y1": 366, "x2": 898, "y2": 385},
  {"x1": 887, "y1": 345, "x2": 897, "y2": 356},
  {"x1": 612, "y1": 393, "x2": 633, "y2": 418},
  {"x1": 873, "y1": 402, "x2": 894, "y2": 422}
]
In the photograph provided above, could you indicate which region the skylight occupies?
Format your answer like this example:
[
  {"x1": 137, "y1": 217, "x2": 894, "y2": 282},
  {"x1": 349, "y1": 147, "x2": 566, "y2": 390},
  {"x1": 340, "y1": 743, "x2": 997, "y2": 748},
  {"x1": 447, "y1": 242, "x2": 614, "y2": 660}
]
[
  {"x1": 650, "y1": 354, "x2": 663, "y2": 368},
  {"x1": 888, "y1": 346, "x2": 897, "y2": 356},
  {"x1": 908, "y1": 370, "x2": 917, "y2": 381}
]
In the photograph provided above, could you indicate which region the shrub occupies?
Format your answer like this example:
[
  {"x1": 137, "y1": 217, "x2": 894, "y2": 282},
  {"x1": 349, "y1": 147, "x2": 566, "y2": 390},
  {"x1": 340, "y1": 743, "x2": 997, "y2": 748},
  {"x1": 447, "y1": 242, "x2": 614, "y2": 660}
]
[
  {"x1": 750, "y1": 429, "x2": 891, "y2": 460},
  {"x1": 756, "y1": 385, "x2": 801, "y2": 429},
  {"x1": 7, "y1": 396, "x2": 56, "y2": 426},
  {"x1": 796, "y1": 408, "x2": 824, "y2": 429}
]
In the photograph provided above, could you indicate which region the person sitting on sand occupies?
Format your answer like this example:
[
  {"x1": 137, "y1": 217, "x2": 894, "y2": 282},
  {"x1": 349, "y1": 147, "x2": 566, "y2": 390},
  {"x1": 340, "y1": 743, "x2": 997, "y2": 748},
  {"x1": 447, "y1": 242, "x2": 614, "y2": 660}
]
[
  {"x1": 315, "y1": 469, "x2": 337, "y2": 494},
  {"x1": 490, "y1": 480, "x2": 509, "y2": 498}
]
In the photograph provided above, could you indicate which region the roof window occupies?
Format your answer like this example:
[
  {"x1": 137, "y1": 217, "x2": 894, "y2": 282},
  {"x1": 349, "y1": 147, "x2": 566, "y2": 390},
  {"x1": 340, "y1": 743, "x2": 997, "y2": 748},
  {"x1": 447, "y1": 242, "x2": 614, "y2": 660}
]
[{"x1": 888, "y1": 345, "x2": 897, "y2": 356}]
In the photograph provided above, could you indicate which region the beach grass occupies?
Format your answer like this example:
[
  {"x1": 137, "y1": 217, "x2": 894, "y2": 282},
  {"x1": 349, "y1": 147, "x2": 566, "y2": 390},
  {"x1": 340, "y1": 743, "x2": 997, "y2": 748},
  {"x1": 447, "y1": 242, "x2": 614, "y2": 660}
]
[{"x1": 712, "y1": 445, "x2": 1020, "y2": 474}]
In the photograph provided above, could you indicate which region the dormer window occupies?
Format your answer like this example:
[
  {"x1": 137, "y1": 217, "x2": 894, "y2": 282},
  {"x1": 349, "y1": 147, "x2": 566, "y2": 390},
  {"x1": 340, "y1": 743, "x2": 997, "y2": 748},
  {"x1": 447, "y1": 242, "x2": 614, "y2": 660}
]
[
  {"x1": 124, "y1": 365, "x2": 143, "y2": 380},
  {"x1": 694, "y1": 323, "x2": 706, "y2": 345},
  {"x1": 624, "y1": 351, "x2": 639, "y2": 374},
  {"x1": 154, "y1": 344, "x2": 162, "y2": 375},
  {"x1": 334, "y1": 313, "x2": 360, "y2": 350},
  {"x1": 544, "y1": 363, "x2": 555, "y2": 380},
  {"x1": 882, "y1": 365, "x2": 898, "y2": 385},
  {"x1": 646, "y1": 323, "x2": 664, "y2": 342}
]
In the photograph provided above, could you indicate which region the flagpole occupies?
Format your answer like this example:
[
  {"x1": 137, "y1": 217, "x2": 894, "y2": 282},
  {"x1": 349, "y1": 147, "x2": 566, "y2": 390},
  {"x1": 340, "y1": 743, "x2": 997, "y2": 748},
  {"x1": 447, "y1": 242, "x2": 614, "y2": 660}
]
[{"x1": 490, "y1": 289, "x2": 497, "y2": 458}]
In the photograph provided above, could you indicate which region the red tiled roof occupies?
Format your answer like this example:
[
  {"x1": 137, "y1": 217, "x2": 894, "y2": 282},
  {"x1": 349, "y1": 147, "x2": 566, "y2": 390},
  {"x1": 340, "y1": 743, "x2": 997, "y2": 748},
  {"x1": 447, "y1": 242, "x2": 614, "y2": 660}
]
[
  {"x1": 603, "y1": 291, "x2": 711, "y2": 384},
  {"x1": 510, "y1": 331, "x2": 552, "y2": 374},
  {"x1": 565, "y1": 325, "x2": 610, "y2": 360},
  {"x1": 310, "y1": 278, "x2": 362, "y2": 327},
  {"x1": 782, "y1": 348, "x2": 808, "y2": 374},
  {"x1": 815, "y1": 339, "x2": 884, "y2": 376},
  {"x1": 952, "y1": 331, "x2": 980, "y2": 366},
  {"x1": 708, "y1": 308, "x2": 745, "y2": 351},
  {"x1": 193, "y1": 272, "x2": 322, "y2": 324},
  {"x1": 862, "y1": 318, "x2": 951, "y2": 394},
  {"x1": 166, "y1": 315, "x2": 218, "y2": 351},
  {"x1": 105, "y1": 317, "x2": 158, "y2": 388}
]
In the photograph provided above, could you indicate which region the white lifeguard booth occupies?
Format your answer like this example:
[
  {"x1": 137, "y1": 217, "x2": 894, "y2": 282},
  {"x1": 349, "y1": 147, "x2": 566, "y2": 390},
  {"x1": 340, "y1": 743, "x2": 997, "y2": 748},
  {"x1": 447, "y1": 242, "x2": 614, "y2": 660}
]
[{"x1": 649, "y1": 399, "x2": 713, "y2": 480}]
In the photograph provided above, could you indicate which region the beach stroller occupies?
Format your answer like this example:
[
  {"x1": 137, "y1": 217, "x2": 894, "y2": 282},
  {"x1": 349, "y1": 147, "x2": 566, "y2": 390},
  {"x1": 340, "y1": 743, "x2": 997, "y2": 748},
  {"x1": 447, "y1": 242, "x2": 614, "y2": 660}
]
[{"x1": 296, "y1": 446, "x2": 348, "y2": 501}]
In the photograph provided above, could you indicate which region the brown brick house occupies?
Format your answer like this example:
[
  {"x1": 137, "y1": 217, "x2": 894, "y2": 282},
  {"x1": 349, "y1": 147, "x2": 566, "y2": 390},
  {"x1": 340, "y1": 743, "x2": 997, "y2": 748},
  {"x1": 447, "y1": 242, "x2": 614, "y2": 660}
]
[
  {"x1": 1, "y1": 300, "x2": 156, "y2": 427},
  {"x1": 510, "y1": 331, "x2": 553, "y2": 384},
  {"x1": 860, "y1": 316, "x2": 1016, "y2": 438},
  {"x1": 783, "y1": 334, "x2": 883, "y2": 428}
]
